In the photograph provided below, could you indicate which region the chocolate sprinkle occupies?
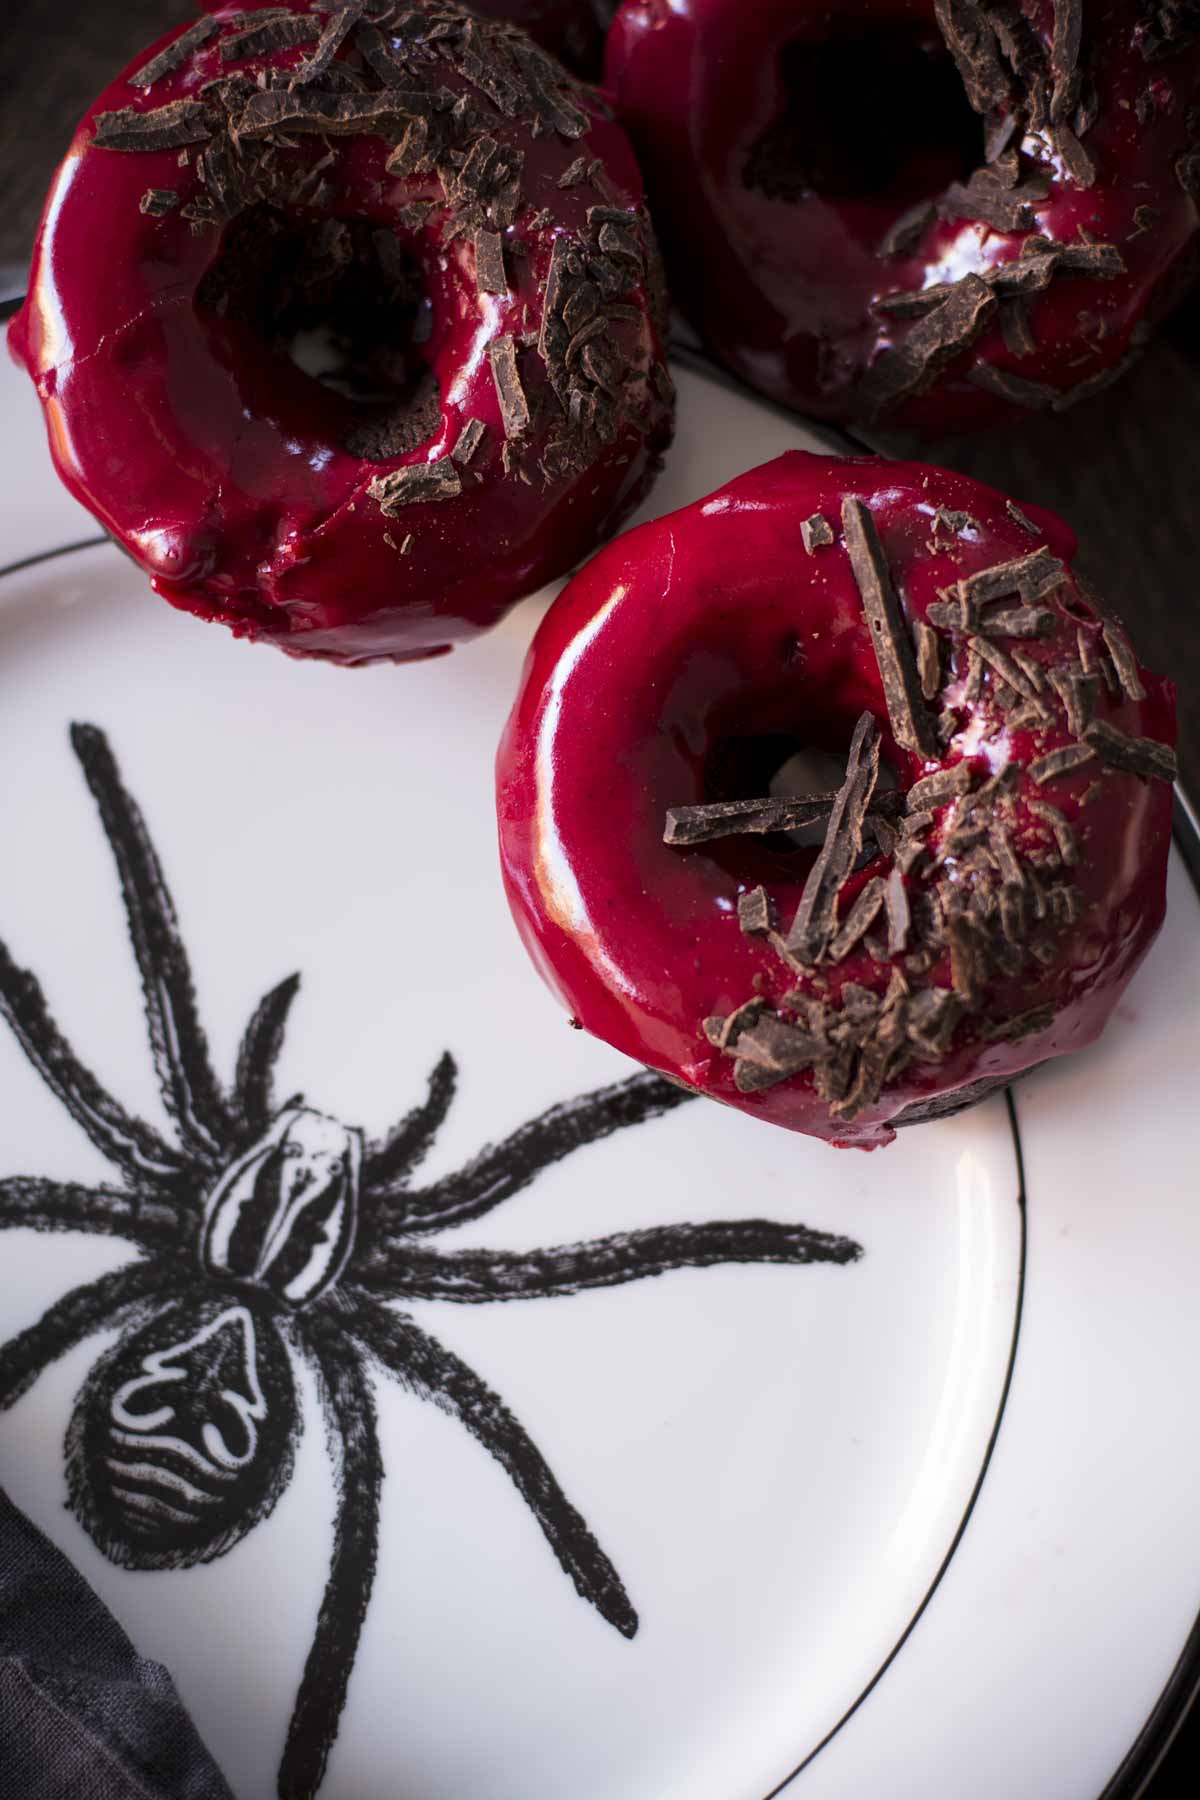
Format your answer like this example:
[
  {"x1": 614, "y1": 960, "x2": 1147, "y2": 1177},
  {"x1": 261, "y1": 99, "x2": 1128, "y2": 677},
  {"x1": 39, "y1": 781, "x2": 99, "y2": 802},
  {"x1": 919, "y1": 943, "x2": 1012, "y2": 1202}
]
[
  {"x1": 367, "y1": 457, "x2": 463, "y2": 512},
  {"x1": 787, "y1": 712, "x2": 881, "y2": 960},
  {"x1": 488, "y1": 336, "x2": 530, "y2": 438},
  {"x1": 130, "y1": 17, "x2": 219, "y2": 88},
  {"x1": 907, "y1": 762, "x2": 974, "y2": 811},
  {"x1": 139, "y1": 187, "x2": 179, "y2": 215},
  {"x1": 663, "y1": 790, "x2": 903, "y2": 848},
  {"x1": 474, "y1": 228, "x2": 508, "y2": 295},
  {"x1": 829, "y1": 879, "x2": 887, "y2": 963},
  {"x1": 801, "y1": 514, "x2": 834, "y2": 553},
  {"x1": 1030, "y1": 742, "x2": 1096, "y2": 783},
  {"x1": 976, "y1": 605, "x2": 1055, "y2": 638},
  {"x1": 1027, "y1": 798, "x2": 1079, "y2": 864},
  {"x1": 915, "y1": 620, "x2": 942, "y2": 700},
  {"x1": 1047, "y1": 664, "x2": 1099, "y2": 735},
  {"x1": 235, "y1": 87, "x2": 427, "y2": 138},
  {"x1": 221, "y1": 15, "x2": 322, "y2": 61},
  {"x1": 1082, "y1": 720, "x2": 1177, "y2": 781},
  {"x1": 862, "y1": 273, "x2": 996, "y2": 417},
  {"x1": 841, "y1": 498, "x2": 937, "y2": 756},
  {"x1": 93, "y1": 100, "x2": 214, "y2": 153},
  {"x1": 1102, "y1": 621, "x2": 1148, "y2": 701},
  {"x1": 451, "y1": 417, "x2": 487, "y2": 464},
  {"x1": 738, "y1": 887, "x2": 773, "y2": 938}
]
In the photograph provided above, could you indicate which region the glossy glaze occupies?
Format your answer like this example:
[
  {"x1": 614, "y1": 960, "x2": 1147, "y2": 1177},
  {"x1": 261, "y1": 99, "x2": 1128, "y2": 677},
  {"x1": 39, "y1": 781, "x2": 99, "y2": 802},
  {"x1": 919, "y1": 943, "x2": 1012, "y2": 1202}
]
[
  {"x1": 496, "y1": 452, "x2": 1175, "y2": 1146},
  {"x1": 9, "y1": 1, "x2": 672, "y2": 664},
  {"x1": 607, "y1": 0, "x2": 1200, "y2": 429}
]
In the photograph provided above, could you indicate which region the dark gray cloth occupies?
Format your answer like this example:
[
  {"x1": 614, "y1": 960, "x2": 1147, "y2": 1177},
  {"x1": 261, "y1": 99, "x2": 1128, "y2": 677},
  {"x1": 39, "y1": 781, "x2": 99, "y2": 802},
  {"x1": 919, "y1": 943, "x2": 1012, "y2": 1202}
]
[{"x1": 0, "y1": 1488, "x2": 233, "y2": 1800}]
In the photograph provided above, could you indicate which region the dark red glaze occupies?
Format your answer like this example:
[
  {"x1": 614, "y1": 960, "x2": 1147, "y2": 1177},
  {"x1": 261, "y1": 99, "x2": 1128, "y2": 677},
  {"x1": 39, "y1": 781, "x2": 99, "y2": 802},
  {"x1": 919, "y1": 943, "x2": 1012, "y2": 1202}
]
[
  {"x1": 9, "y1": 2, "x2": 672, "y2": 665},
  {"x1": 496, "y1": 451, "x2": 1176, "y2": 1148},
  {"x1": 607, "y1": 0, "x2": 1200, "y2": 429}
]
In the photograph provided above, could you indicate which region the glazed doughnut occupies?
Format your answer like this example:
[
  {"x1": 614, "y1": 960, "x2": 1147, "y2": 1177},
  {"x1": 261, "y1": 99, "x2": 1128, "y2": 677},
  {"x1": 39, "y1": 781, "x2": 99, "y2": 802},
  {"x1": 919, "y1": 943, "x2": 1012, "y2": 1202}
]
[
  {"x1": 496, "y1": 451, "x2": 1177, "y2": 1148},
  {"x1": 9, "y1": 1, "x2": 673, "y2": 665},
  {"x1": 607, "y1": 0, "x2": 1200, "y2": 430}
]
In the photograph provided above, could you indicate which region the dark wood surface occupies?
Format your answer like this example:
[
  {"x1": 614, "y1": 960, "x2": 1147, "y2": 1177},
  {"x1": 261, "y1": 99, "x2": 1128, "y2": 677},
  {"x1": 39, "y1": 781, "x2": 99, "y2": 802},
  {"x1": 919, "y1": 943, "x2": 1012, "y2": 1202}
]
[{"x1": 1, "y1": 6, "x2": 1198, "y2": 1797}]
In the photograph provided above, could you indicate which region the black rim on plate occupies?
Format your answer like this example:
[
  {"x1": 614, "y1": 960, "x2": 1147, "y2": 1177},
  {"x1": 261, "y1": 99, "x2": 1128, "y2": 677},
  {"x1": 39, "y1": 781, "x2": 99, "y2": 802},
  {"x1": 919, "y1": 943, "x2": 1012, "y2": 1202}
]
[{"x1": 0, "y1": 336, "x2": 1196, "y2": 1799}]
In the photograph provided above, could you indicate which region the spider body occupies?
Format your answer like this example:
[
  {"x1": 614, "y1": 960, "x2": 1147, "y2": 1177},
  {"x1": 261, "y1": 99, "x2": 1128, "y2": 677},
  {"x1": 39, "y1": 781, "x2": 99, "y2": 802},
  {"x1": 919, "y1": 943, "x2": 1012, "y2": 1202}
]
[{"x1": 0, "y1": 725, "x2": 863, "y2": 1799}]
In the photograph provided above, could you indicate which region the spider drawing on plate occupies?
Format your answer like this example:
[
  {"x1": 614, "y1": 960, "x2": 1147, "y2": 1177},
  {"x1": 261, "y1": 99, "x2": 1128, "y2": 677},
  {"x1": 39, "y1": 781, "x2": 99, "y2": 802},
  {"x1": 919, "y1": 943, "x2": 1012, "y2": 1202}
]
[{"x1": 0, "y1": 724, "x2": 863, "y2": 1799}]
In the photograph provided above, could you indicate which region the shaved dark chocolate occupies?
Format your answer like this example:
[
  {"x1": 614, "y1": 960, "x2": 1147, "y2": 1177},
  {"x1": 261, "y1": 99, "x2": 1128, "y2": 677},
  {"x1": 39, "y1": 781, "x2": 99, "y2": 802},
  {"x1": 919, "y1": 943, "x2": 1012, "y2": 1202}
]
[
  {"x1": 139, "y1": 187, "x2": 179, "y2": 215},
  {"x1": 221, "y1": 15, "x2": 322, "y2": 61},
  {"x1": 738, "y1": 887, "x2": 773, "y2": 938},
  {"x1": 1030, "y1": 742, "x2": 1096, "y2": 783},
  {"x1": 290, "y1": 5, "x2": 364, "y2": 88},
  {"x1": 935, "y1": 0, "x2": 1011, "y2": 114},
  {"x1": 862, "y1": 273, "x2": 996, "y2": 416},
  {"x1": 489, "y1": 336, "x2": 530, "y2": 438},
  {"x1": 948, "y1": 546, "x2": 1065, "y2": 609},
  {"x1": 1006, "y1": 499, "x2": 1041, "y2": 535},
  {"x1": 1027, "y1": 798, "x2": 1079, "y2": 864},
  {"x1": 787, "y1": 711, "x2": 881, "y2": 960},
  {"x1": 915, "y1": 620, "x2": 942, "y2": 700},
  {"x1": 942, "y1": 169, "x2": 1048, "y2": 231},
  {"x1": 907, "y1": 762, "x2": 974, "y2": 811},
  {"x1": 841, "y1": 498, "x2": 936, "y2": 756},
  {"x1": 801, "y1": 513, "x2": 834, "y2": 553},
  {"x1": 474, "y1": 228, "x2": 507, "y2": 295},
  {"x1": 367, "y1": 457, "x2": 463, "y2": 512},
  {"x1": 451, "y1": 417, "x2": 487, "y2": 464},
  {"x1": 1050, "y1": 0, "x2": 1084, "y2": 118},
  {"x1": 829, "y1": 878, "x2": 887, "y2": 963},
  {"x1": 1051, "y1": 123, "x2": 1095, "y2": 187},
  {"x1": 976, "y1": 605, "x2": 1055, "y2": 638},
  {"x1": 510, "y1": 38, "x2": 590, "y2": 139},
  {"x1": 884, "y1": 868, "x2": 911, "y2": 955},
  {"x1": 971, "y1": 636, "x2": 1041, "y2": 700},
  {"x1": 93, "y1": 100, "x2": 213, "y2": 152},
  {"x1": 235, "y1": 87, "x2": 425, "y2": 138},
  {"x1": 130, "y1": 17, "x2": 219, "y2": 88},
  {"x1": 663, "y1": 789, "x2": 902, "y2": 847},
  {"x1": 1101, "y1": 622, "x2": 1148, "y2": 702},
  {"x1": 1082, "y1": 720, "x2": 1177, "y2": 780},
  {"x1": 1000, "y1": 297, "x2": 1037, "y2": 357},
  {"x1": 1047, "y1": 664, "x2": 1099, "y2": 735}
]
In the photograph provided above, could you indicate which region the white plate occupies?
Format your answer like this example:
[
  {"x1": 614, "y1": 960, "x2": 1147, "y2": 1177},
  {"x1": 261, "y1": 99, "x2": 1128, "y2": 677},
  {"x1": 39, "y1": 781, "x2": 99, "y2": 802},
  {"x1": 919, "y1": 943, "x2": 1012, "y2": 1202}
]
[{"x1": 0, "y1": 344, "x2": 1197, "y2": 1800}]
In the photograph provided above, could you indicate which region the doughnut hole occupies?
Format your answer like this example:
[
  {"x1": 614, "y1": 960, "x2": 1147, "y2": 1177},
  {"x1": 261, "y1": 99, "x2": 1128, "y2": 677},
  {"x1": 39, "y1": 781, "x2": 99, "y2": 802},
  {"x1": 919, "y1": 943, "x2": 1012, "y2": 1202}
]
[
  {"x1": 194, "y1": 205, "x2": 440, "y2": 460},
  {"x1": 700, "y1": 726, "x2": 900, "y2": 885},
  {"x1": 743, "y1": 21, "x2": 983, "y2": 217}
]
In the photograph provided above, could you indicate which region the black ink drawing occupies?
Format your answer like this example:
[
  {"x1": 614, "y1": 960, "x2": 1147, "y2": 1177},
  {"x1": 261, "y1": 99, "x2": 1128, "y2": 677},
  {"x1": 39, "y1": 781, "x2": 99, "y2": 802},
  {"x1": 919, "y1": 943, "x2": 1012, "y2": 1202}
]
[{"x1": 0, "y1": 726, "x2": 863, "y2": 1799}]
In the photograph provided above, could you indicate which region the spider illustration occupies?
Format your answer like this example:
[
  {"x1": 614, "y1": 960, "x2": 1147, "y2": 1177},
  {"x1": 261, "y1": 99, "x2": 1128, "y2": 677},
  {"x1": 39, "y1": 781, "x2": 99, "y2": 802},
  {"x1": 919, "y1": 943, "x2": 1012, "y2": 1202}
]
[{"x1": 0, "y1": 725, "x2": 863, "y2": 1799}]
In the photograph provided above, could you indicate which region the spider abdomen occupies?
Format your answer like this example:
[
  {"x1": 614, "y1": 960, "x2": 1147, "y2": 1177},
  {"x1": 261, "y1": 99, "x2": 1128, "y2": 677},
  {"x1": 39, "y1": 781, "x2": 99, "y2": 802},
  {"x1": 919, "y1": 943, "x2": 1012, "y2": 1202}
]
[{"x1": 65, "y1": 1293, "x2": 301, "y2": 1570}]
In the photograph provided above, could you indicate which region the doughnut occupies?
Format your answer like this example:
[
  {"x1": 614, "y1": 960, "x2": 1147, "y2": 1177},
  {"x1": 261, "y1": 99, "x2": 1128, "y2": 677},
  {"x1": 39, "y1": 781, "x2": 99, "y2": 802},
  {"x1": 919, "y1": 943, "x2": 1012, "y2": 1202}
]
[
  {"x1": 606, "y1": 0, "x2": 1200, "y2": 429},
  {"x1": 496, "y1": 451, "x2": 1177, "y2": 1148},
  {"x1": 8, "y1": 1, "x2": 673, "y2": 665}
]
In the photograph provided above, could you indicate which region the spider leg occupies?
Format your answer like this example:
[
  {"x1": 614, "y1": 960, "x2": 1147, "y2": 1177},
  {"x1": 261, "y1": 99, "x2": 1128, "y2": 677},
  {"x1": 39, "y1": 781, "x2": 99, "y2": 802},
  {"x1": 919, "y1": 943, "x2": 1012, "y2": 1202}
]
[
  {"x1": 386, "y1": 1068, "x2": 693, "y2": 1236},
  {"x1": 353, "y1": 1217, "x2": 863, "y2": 1299},
  {"x1": 232, "y1": 972, "x2": 301, "y2": 1135},
  {"x1": 0, "y1": 1177, "x2": 181, "y2": 1254},
  {"x1": 70, "y1": 724, "x2": 234, "y2": 1162},
  {"x1": 362, "y1": 1051, "x2": 457, "y2": 1192},
  {"x1": 0, "y1": 1258, "x2": 167, "y2": 1412},
  {"x1": 0, "y1": 937, "x2": 189, "y2": 1187},
  {"x1": 283, "y1": 1308, "x2": 383, "y2": 1800},
  {"x1": 340, "y1": 1290, "x2": 637, "y2": 1638}
]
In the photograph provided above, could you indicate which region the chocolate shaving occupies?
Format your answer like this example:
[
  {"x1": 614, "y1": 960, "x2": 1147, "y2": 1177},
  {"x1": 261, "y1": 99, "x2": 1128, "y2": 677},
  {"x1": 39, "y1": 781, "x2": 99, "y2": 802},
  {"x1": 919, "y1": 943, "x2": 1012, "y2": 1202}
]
[
  {"x1": 975, "y1": 605, "x2": 1055, "y2": 638},
  {"x1": 841, "y1": 498, "x2": 936, "y2": 756},
  {"x1": 221, "y1": 15, "x2": 322, "y2": 61},
  {"x1": 1030, "y1": 742, "x2": 1096, "y2": 783},
  {"x1": 1027, "y1": 798, "x2": 1079, "y2": 864},
  {"x1": 878, "y1": 200, "x2": 936, "y2": 259},
  {"x1": 786, "y1": 711, "x2": 881, "y2": 960},
  {"x1": 235, "y1": 87, "x2": 427, "y2": 137},
  {"x1": 971, "y1": 636, "x2": 1040, "y2": 699},
  {"x1": 862, "y1": 273, "x2": 996, "y2": 416},
  {"x1": 139, "y1": 187, "x2": 179, "y2": 215},
  {"x1": 949, "y1": 546, "x2": 1065, "y2": 608},
  {"x1": 93, "y1": 100, "x2": 213, "y2": 152},
  {"x1": 488, "y1": 337, "x2": 530, "y2": 439},
  {"x1": 662, "y1": 789, "x2": 903, "y2": 848},
  {"x1": 367, "y1": 457, "x2": 463, "y2": 512},
  {"x1": 130, "y1": 17, "x2": 219, "y2": 88},
  {"x1": 1047, "y1": 664, "x2": 1099, "y2": 735},
  {"x1": 884, "y1": 868, "x2": 911, "y2": 955},
  {"x1": 558, "y1": 155, "x2": 591, "y2": 188},
  {"x1": 915, "y1": 621, "x2": 942, "y2": 700},
  {"x1": 968, "y1": 364, "x2": 1058, "y2": 408},
  {"x1": 1101, "y1": 621, "x2": 1148, "y2": 701},
  {"x1": 1051, "y1": 122, "x2": 1095, "y2": 187},
  {"x1": 452, "y1": 417, "x2": 487, "y2": 464},
  {"x1": 1082, "y1": 720, "x2": 1177, "y2": 781},
  {"x1": 988, "y1": 823, "x2": 1025, "y2": 888},
  {"x1": 829, "y1": 879, "x2": 887, "y2": 963},
  {"x1": 908, "y1": 762, "x2": 975, "y2": 812},
  {"x1": 1000, "y1": 297, "x2": 1037, "y2": 357},
  {"x1": 935, "y1": 0, "x2": 1012, "y2": 114},
  {"x1": 801, "y1": 514, "x2": 834, "y2": 553},
  {"x1": 942, "y1": 169, "x2": 1048, "y2": 231},
  {"x1": 474, "y1": 228, "x2": 507, "y2": 295},
  {"x1": 1006, "y1": 499, "x2": 1041, "y2": 535},
  {"x1": 1050, "y1": 0, "x2": 1084, "y2": 118},
  {"x1": 290, "y1": 5, "x2": 364, "y2": 88},
  {"x1": 738, "y1": 887, "x2": 773, "y2": 938}
]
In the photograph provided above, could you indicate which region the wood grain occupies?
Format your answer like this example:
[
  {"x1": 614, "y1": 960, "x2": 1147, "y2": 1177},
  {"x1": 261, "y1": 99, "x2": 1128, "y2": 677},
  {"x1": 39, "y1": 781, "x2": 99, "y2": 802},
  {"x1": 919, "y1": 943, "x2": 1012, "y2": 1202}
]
[{"x1": 0, "y1": 10, "x2": 1198, "y2": 1792}]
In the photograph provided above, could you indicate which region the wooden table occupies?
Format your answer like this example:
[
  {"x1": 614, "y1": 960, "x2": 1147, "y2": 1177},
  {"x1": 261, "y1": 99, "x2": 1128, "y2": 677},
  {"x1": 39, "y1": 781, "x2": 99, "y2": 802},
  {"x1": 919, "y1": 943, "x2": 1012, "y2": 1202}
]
[{"x1": 1, "y1": 5, "x2": 1197, "y2": 1796}]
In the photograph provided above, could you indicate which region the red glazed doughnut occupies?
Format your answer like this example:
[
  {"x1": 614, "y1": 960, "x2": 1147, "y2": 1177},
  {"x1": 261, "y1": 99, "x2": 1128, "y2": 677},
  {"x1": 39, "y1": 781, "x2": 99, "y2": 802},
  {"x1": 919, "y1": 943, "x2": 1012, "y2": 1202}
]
[
  {"x1": 607, "y1": 0, "x2": 1200, "y2": 429},
  {"x1": 9, "y1": 1, "x2": 673, "y2": 665},
  {"x1": 496, "y1": 451, "x2": 1177, "y2": 1148}
]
